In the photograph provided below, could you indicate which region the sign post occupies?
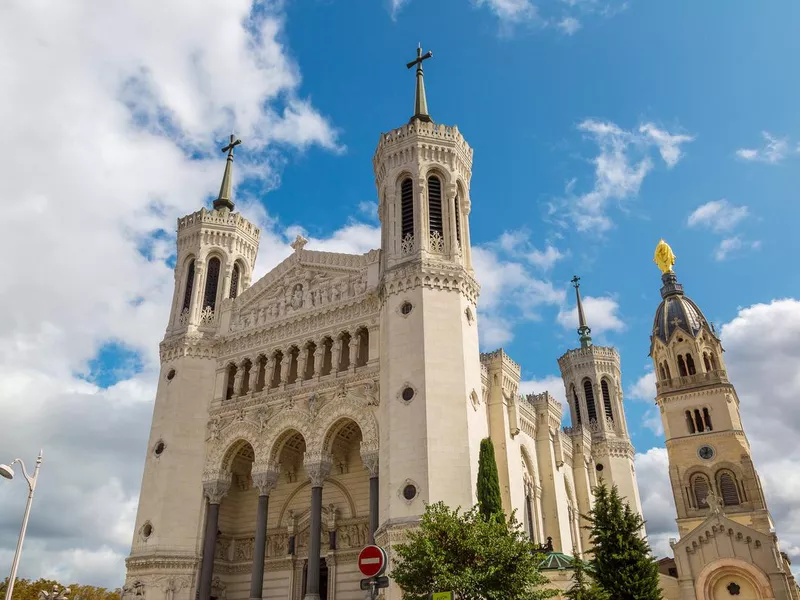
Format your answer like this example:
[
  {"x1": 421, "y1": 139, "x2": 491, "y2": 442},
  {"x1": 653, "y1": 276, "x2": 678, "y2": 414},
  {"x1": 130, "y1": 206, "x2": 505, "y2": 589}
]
[{"x1": 358, "y1": 545, "x2": 389, "y2": 600}]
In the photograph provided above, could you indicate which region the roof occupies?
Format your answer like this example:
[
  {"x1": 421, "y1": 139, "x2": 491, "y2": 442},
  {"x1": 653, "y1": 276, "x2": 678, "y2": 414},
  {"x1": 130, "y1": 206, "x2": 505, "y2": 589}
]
[
  {"x1": 539, "y1": 551, "x2": 576, "y2": 571},
  {"x1": 652, "y1": 271, "x2": 710, "y2": 344}
]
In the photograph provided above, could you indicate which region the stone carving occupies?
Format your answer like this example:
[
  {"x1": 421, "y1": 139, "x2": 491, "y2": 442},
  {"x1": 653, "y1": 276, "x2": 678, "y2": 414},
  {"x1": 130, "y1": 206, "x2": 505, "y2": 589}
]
[
  {"x1": 307, "y1": 393, "x2": 319, "y2": 417},
  {"x1": 252, "y1": 468, "x2": 279, "y2": 496},
  {"x1": 121, "y1": 581, "x2": 146, "y2": 600},
  {"x1": 178, "y1": 308, "x2": 190, "y2": 326},
  {"x1": 296, "y1": 524, "x2": 329, "y2": 555},
  {"x1": 267, "y1": 532, "x2": 289, "y2": 557},
  {"x1": 163, "y1": 578, "x2": 188, "y2": 600},
  {"x1": 210, "y1": 577, "x2": 226, "y2": 600},
  {"x1": 235, "y1": 473, "x2": 251, "y2": 491},
  {"x1": 203, "y1": 474, "x2": 231, "y2": 504},
  {"x1": 361, "y1": 451, "x2": 379, "y2": 477},
  {"x1": 363, "y1": 380, "x2": 379, "y2": 406},
  {"x1": 291, "y1": 235, "x2": 308, "y2": 252},
  {"x1": 207, "y1": 416, "x2": 222, "y2": 441},
  {"x1": 304, "y1": 453, "x2": 333, "y2": 487},
  {"x1": 215, "y1": 537, "x2": 231, "y2": 560},
  {"x1": 706, "y1": 490, "x2": 724, "y2": 515},
  {"x1": 254, "y1": 406, "x2": 272, "y2": 432},
  {"x1": 429, "y1": 230, "x2": 444, "y2": 253},
  {"x1": 401, "y1": 233, "x2": 415, "y2": 255},
  {"x1": 234, "y1": 536, "x2": 255, "y2": 562},
  {"x1": 337, "y1": 523, "x2": 369, "y2": 549},
  {"x1": 199, "y1": 306, "x2": 216, "y2": 326}
]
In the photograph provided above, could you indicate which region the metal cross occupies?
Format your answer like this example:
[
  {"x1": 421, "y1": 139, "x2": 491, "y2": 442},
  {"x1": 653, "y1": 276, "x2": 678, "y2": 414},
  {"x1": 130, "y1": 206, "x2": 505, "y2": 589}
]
[
  {"x1": 670, "y1": 317, "x2": 683, "y2": 328},
  {"x1": 571, "y1": 275, "x2": 580, "y2": 289},
  {"x1": 222, "y1": 134, "x2": 242, "y2": 157},
  {"x1": 406, "y1": 44, "x2": 432, "y2": 71}
]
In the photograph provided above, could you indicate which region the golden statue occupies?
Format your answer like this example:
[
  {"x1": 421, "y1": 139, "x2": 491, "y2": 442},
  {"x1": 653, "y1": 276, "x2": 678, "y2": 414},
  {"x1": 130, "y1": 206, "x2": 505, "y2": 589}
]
[{"x1": 654, "y1": 239, "x2": 676, "y2": 274}]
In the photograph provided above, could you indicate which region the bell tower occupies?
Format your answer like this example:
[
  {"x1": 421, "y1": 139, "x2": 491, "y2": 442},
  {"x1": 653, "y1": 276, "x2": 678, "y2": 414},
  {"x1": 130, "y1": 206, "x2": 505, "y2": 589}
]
[
  {"x1": 649, "y1": 240, "x2": 771, "y2": 538},
  {"x1": 557, "y1": 276, "x2": 644, "y2": 524},
  {"x1": 374, "y1": 46, "x2": 487, "y2": 543}
]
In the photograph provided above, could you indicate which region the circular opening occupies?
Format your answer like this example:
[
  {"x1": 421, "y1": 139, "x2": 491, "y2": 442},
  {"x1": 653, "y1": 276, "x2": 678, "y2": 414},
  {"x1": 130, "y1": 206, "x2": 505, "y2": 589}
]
[
  {"x1": 142, "y1": 523, "x2": 153, "y2": 538},
  {"x1": 400, "y1": 302, "x2": 413, "y2": 315},
  {"x1": 154, "y1": 441, "x2": 166, "y2": 457},
  {"x1": 596, "y1": 463, "x2": 604, "y2": 472},
  {"x1": 402, "y1": 387, "x2": 415, "y2": 402},
  {"x1": 698, "y1": 445, "x2": 715, "y2": 460},
  {"x1": 403, "y1": 484, "x2": 417, "y2": 500},
  {"x1": 166, "y1": 369, "x2": 176, "y2": 381}
]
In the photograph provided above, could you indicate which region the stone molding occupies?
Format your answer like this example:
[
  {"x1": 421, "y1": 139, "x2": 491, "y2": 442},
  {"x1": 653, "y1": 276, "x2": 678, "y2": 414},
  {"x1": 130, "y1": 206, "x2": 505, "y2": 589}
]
[
  {"x1": 360, "y1": 450, "x2": 379, "y2": 477},
  {"x1": 125, "y1": 553, "x2": 199, "y2": 573},
  {"x1": 251, "y1": 468, "x2": 279, "y2": 496},
  {"x1": 381, "y1": 259, "x2": 480, "y2": 303},
  {"x1": 304, "y1": 453, "x2": 333, "y2": 487},
  {"x1": 202, "y1": 472, "x2": 232, "y2": 504}
]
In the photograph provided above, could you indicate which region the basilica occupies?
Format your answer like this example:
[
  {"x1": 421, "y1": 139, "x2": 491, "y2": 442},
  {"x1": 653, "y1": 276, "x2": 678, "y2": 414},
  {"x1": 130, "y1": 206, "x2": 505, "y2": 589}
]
[{"x1": 122, "y1": 50, "x2": 798, "y2": 600}]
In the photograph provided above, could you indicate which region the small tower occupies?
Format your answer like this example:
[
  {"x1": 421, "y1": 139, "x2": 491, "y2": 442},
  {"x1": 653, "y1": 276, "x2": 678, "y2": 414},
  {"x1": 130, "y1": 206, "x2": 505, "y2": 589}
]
[
  {"x1": 650, "y1": 240, "x2": 772, "y2": 537},
  {"x1": 558, "y1": 276, "x2": 644, "y2": 524},
  {"x1": 127, "y1": 138, "x2": 260, "y2": 566},
  {"x1": 375, "y1": 46, "x2": 486, "y2": 536}
]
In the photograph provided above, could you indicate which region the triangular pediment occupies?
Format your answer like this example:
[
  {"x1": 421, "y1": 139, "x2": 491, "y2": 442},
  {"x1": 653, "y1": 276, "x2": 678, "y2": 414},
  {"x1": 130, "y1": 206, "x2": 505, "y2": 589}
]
[
  {"x1": 229, "y1": 248, "x2": 379, "y2": 330},
  {"x1": 675, "y1": 511, "x2": 773, "y2": 555}
]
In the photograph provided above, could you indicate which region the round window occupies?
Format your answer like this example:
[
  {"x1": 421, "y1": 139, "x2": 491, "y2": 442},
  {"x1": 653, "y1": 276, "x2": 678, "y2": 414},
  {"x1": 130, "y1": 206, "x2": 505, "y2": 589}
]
[
  {"x1": 142, "y1": 522, "x2": 153, "y2": 539},
  {"x1": 400, "y1": 302, "x2": 413, "y2": 315},
  {"x1": 153, "y1": 441, "x2": 166, "y2": 457},
  {"x1": 403, "y1": 484, "x2": 417, "y2": 500},
  {"x1": 166, "y1": 369, "x2": 176, "y2": 381},
  {"x1": 402, "y1": 387, "x2": 415, "y2": 402},
  {"x1": 596, "y1": 463, "x2": 604, "y2": 472},
  {"x1": 698, "y1": 445, "x2": 715, "y2": 461}
]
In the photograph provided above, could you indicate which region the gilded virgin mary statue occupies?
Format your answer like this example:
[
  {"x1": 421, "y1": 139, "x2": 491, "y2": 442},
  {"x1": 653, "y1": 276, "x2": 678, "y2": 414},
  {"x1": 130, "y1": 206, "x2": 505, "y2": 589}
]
[{"x1": 654, "y1": 239, "x2": 676, "y2": 274}]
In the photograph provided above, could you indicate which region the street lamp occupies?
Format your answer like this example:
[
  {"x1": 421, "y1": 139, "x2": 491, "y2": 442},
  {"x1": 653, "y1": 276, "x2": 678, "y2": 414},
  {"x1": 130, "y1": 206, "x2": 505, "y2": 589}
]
[{"x1": 1, "y1": 450, "x2": 43, "y2": 600}]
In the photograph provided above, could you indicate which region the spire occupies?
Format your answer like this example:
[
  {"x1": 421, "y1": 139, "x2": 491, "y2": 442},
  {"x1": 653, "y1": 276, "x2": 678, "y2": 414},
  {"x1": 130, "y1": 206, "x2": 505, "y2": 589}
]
[
  {"x1": 406, "y1": 45, "x2": 433, "y2": 123},
  {"x1": 213, "y1": 134, "x2": 242, "y2": 212},
  {"x1": 571, "y1": 275, "x2": 592, "y2": 348}
]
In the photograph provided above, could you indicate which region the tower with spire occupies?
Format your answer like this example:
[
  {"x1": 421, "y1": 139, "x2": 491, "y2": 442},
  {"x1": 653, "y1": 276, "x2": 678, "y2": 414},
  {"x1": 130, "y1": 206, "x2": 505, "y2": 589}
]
[{"x1": 558, "y1": 276, "x2": 644, "y2": 536}]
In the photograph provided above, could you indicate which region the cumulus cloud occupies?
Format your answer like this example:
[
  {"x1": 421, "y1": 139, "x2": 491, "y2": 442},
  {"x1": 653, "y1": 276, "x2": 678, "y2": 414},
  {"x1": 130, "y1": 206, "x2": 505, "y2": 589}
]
[
  {"x1": 635, "y1": 299, "x2": 800, "y2": 571},
  {"x1": 474, "y1": 0, "x2": 538, "y2": 22},
  {"x1": 687, "y1": 199, "x2": 750, "y2": 233},
  {"x1": 496, "y1": 230, "x2": 565, "y2": 270},
  {"x1": 627, "y1": 369, "x2": 656, "y2": 403},
  {"x1": 557, "y1": 16, "x2": 582, "y2": 34},
  {"x1": 520, "y1": 375, "x2": 568, "y2": 413},
  {"x1": 736, "y1": 131, "x2": 789, "y2": 164},
  {"x1": 557, "y1": 295, "x2": 625, "y2": 336},
  {"x1": 559, "y1": 120, "x2": 694, "y2": 232}
]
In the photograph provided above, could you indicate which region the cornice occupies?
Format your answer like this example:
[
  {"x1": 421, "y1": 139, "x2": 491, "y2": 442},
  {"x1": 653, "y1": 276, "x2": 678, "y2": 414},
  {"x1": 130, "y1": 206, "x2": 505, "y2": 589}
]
[
  {"x1": 125, "y1": 553, "x2": 200, "y2": 572},
  {"x1": 381, "y1": 258, "x2": 480, "y2": 304}
]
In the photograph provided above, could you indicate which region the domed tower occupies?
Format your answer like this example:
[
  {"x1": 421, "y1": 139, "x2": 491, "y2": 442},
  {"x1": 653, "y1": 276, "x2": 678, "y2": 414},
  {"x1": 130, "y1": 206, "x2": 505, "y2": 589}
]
[
  {"x1": 374, "y1": 46, "x2": 487, "y2": 537},
  {"x1": 126, "y1": 137, "x2": 259, "y2": 580},
  {"x1": 649, "y1": 240, "x2": 771, "y2": 537},
  {"x1": 558, "y1": 276, "x2": 643, "y2": 527}
]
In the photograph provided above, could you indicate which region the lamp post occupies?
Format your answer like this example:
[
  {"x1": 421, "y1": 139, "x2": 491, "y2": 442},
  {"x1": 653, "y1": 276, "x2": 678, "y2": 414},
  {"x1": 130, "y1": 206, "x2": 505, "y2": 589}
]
[{"x1": 0, "y1": 450, "x2": 43, "y2": 600}]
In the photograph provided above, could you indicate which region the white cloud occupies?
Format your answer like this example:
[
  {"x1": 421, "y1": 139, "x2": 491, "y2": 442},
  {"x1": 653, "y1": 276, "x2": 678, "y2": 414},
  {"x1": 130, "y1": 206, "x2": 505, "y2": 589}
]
[
  {"x1": 520, "y1": 375, "x2": 568, "y2": 414},
  {"x1": 687, "y1": 199, "x2": 750, "y2": 233},
  {"x1": 496, "y1": 230, "x2": 565, "y2": 270},
  {"x1": 635, "y1": 299, "x2": 800, "y2": 572},
  {"x1": 627, "y1": 370, "x2": 656, "y2": 403},
  {"x1": 562, "y1": 119, "x2": 694, "y2": 232},
  {"x1": 557, "y1": 16, "x2": 582, "y2": 34},
  {"x1": 712, "y1": 236, "x2": 760, "y2": 261},
  {"x1": 474, "y1": 0, "x2": 538, "y2": 22},
  {"x1": 557, "y1": 295, "x2": 625, "y2": 336},
  {"x1": 389, "y1": 0, "x2": 411, "y2": 20},
  {"x1": 736, "y1": 131, "x2": 789, "y2": 164}
]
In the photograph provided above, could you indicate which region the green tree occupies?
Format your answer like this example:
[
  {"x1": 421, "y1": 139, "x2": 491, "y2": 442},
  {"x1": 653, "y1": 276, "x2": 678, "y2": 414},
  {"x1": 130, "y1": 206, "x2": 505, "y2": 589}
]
[
  {"x1": 0, "y1": 578, "x2": 121, "y2": 600},
  {"x1": 586, "y1": 483, "x2": 662, "y2": 600},
  {"x1": 390, "y1": 501, "x2": 557, "y2": 600},
  {"x1": 476, "y1": 438, "x2": 504, "y2": 524},
  {"x1": 563, "y1": 555, "x2": 609, "y2": 600}
]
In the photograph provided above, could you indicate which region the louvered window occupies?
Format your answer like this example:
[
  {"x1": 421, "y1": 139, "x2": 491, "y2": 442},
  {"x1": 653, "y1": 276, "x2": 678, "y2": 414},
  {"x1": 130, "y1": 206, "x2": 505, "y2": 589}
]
[
  {"x1": 454, "y1": 195, "x2": 462, "y2": 244},
  {"x1": 601, "y1": 380, "x2": 614, "y2": 422},
  {"x1": 573, "y1": 388, "x2": 582, "y2": 425},
  {"x1": 428, "y1": 176, "x2": 443, "y2": 236},
  {"x1": 703, "y1": 408, "x2": 713, "y2": 431},
  {"x1": 584, "y1": 379, "x2": 597, "y2": 422},
  {"x1": 182, "y1": 260, "x2": 195, "y2": 312},
  {"x1": 229, "y1": 263, "x2": 240, "y2": 299},
  {"x1": 203, "y1": 257, "x2": 221, "y2": 310},
  {"x1": 692, "y1": 475, "x2": 709, "y2": 508},
  {"x1": 401, "y1": 178, "x2": 414, "y2": 240},
  {"x1": 718, "y1": 472, "x2": 741, "y2": 506}
]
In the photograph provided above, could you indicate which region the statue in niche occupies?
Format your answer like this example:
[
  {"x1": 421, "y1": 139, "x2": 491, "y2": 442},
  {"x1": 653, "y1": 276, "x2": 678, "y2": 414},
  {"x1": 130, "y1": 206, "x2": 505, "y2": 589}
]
[
  {"x1": 354, "y1": 275, "x2": 366, "y2": 295},
  {"x1": 304, "y1": 285, "x2": 314, "y2": 308},
  {"x1": 291, "y1": 284, "x2": 304, "y2": 310},
  {"x1": 340, "y1": 281, "x2": 350, "y2": 300},
  {"x1": 207, "y1": 416, "x2": 222, "y2": 441},
  {"x1": 331, "y1": 284, "x2": 341, "y2": 302}
]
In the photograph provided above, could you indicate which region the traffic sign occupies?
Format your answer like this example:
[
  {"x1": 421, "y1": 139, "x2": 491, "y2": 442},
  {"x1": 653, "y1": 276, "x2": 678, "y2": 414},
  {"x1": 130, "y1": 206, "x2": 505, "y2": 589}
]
[
  {"x1": 430, "y1": 593, "x2": 453, "y2": 600},
  {"x1": 358, "y1": 545, "x2": 388, "y2": 578},
  {"x1": 359, "y1": 576, "x2": 390, "y2": 590}
]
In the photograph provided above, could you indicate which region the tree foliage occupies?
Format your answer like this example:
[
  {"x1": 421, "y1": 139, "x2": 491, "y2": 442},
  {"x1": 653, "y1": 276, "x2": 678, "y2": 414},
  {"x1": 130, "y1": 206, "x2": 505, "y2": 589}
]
[
  {"x1": 586, "y1": 482, "x2": 662, "y2": 600},
  {"x1": 476, "y1": 438, "x2": 504, "y2": 524},
  {"x1": 390, "y1": 501, "x2": 557, "y2": 600},
  {"x1": 563, "y1": 555, "x2": 609, "y2": 600},
  {"x1": 0, "y1": 578, "x2": 120, "y2": 600}
]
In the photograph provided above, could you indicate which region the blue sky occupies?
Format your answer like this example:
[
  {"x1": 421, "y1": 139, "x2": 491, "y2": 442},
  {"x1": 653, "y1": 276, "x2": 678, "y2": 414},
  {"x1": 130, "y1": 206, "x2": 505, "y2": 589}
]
[{"x1": 3, "y1": 0, "x2": 800, "y2": 586}]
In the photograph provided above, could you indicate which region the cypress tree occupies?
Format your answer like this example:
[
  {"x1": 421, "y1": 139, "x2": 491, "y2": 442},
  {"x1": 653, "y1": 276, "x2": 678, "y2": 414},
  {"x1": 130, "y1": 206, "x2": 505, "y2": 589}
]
[
  {"x1": 476, "y1": 437, "x2": 505, "y2": 523},
  {"x1": 586, "y1": 482, "x2": 662, "y2": 600}
]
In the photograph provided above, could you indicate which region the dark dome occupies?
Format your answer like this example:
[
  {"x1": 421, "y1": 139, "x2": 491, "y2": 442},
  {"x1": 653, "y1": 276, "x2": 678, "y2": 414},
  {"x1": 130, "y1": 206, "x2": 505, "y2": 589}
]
[{"x1": 652, "y1": 272, "x2": 709, "y2": 344}]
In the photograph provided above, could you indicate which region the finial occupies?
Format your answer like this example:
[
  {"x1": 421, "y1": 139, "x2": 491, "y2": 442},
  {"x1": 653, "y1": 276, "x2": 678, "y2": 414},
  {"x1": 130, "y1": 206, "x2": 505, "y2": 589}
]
[
  {"x1": 213, "y1": 134, "x2": 242, "y2": 212},
  {"x1": 654, "y1": 238, "x2": 676, "y2": 274},
  {"x1": 571, "y1": 275, "x2": 592, "y2": 348},
  {"x1": 406, "y1": 45, "x2": 433, "y2": 123},
  {"x1": 290, "y1": 234, "x2": 308, "y2": 252}
]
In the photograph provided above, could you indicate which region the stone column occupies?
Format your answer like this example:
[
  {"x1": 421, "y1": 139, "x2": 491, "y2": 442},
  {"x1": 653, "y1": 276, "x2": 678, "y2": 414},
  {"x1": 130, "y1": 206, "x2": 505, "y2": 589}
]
[
  {"x1": 248, "y1": 358, "x2": 260, "y2": 395},
  {"x1": 349, "y1": 334, "x2": 358, "y2": 373},
  {"x1": 192, "y1": 261, "x2": 206, "y2": 323},
  {"x1": 361, "y1": 450, "x2": 379, "y2": 544},
  {"x1": 250, "y1": 468, "x2": 279, "y2": 600},
  {"x1": 445, "y1": 184, "x2": 458, "y2": 257},
  {"x1": 313, "y1": 343, "x2": 324, "y2": 378},
  {"x1": 198, "y1": 474, "x2": 231, "y2": 600},
  {"x1": 304, "y1": 455, "x2": 332, "y2": 600}
]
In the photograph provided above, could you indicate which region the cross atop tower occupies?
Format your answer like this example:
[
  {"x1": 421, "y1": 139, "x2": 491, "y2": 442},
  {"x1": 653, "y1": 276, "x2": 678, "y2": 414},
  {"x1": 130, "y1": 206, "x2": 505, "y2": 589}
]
[
  {"x1": 213, "y1": 134, "x2": 242, "y2": 212},
  {"x1": 406, "y1": 45, "x2": 433, "y2": 123},
  {"x1": 222, "y1": 134, "x2": 241, "y2": 157}
]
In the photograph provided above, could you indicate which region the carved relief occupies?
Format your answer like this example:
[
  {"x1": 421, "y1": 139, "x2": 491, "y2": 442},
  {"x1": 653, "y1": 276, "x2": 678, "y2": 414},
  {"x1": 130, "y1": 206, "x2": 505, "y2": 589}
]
[
  {"x1": 336, "y1": 522, "x2": 370, "y2": 549},
  {"x1": 233, "y1": 536, "x2": 255, "y2": 562},
  {"x1": 267, "y1": 532, "x2": 289, "y2": 557}
]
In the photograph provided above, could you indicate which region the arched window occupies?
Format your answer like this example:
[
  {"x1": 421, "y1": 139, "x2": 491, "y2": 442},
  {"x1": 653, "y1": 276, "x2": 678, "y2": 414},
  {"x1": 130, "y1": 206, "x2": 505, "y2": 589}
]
[
  {"x1": 659, "y1": 364, "x2": 666, "y2": 380},
  {"x1": 691, "y1": 474, "x2": 710, "y2": 508},
  {"x1": 685, "y1": 410, "x2": 696, "y2": 434},
  {"x1": 287, "y1": 347, "x2": 299, "y2": 384},
  {"x1": 401, "y1": 178, "x2": 414, "y2": 241},
  {"x1": 270, "y1": 351, "x2": 283, "y2": 388},
  {"x1": 708, "y1": 352, "x2": 717, "y2": 371},
  {"x1": 356, "y1": 327, "x2": 369, "y2": 367},
  {"x1": 694, "y1": 409, "x2": 705, "y2": 433},
  {"x1": 583, "y1": 379, "x2": 597, "y2": 422},
  {"x1": 686, "y1": 354, "x2": 697, "y2": 376},
  {"x1": 428, "y1": 175, "x2": 443, "y2": 239},
  {"x1": 203, "y1": 257, "x2": 221, "y2": 310},
  {"x1": 703, "y1": 408, "x2": 713, "y2": 431},
  {"x1": 454, "y1": 194, "x2": 462, "y2": 246},
  {"x1": 229, "y1": 263, "x2": 241, "y2": 299},
  {"x1": 601, "y1": 380, "x2": 614, "y2": 423},
  {"x1": 321, "y1": 337, "x2": 333, "y2": 376},
  {"x1": 225, "y1": 363, "x2": 237, "y2": 400},
  {"x1": 678, "y1": 355, "x2": 688, "y2": 377},
  {"x1": 339, "y1": 332, "x2": 352, "y2": 371},
  {"x1": 572, "y1": 386, "x2": 582, "y2": 426},
  {"x1": 703, "y1": 353, "x2": 711, "y2": 372},
  {"x1": 182, "y1": 260, "x2": 195, "y2": 312},
  {"x1": 664, "y1": 361, "x2": 671, "y2": 379},
  {"x1": 718, "y1": 471, "x2": 741, "y2": 506},
  {"x1": 240, "y1": 359, "x2": 252, "y2": 395}
]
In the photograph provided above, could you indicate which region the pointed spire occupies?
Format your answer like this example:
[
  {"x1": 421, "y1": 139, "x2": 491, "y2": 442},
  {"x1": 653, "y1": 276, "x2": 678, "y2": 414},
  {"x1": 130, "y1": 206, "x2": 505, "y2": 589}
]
[
  {"x1": 406, "y1": 45, "x2": 433, "y2": 123},
  {"x1": 571, "y1": 276, "x2": 592, "y2": 348},
  {"x1": 213, "y1": 134, "x2": 242, "y2": 212}
]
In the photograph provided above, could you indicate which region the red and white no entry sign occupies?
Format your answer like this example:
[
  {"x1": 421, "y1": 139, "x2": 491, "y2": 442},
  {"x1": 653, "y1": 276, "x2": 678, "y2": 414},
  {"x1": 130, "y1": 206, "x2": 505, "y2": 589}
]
[{"x1": 357, "y1": 545, "x2": 388, "y2": 578}]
